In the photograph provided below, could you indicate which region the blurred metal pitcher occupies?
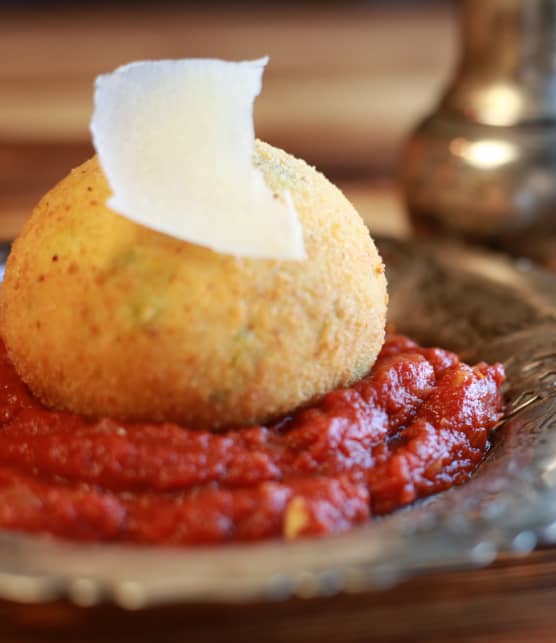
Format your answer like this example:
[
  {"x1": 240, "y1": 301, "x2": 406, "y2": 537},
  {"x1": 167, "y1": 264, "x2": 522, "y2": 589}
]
[{"x1": 401, "y1": 0, "x2": 556, "y2": 269}]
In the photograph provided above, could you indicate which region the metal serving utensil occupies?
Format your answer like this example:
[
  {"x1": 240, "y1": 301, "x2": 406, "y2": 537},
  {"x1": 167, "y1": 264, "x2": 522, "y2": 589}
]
[{"x1": 0, "y1": 236, "x2": 555, "y2": 608}]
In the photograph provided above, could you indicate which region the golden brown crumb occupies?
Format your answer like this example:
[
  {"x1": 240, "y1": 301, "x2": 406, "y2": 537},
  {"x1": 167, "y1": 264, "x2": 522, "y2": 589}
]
[{"x1": 0, "y1": 141, "x2": 387, "y2": 430}]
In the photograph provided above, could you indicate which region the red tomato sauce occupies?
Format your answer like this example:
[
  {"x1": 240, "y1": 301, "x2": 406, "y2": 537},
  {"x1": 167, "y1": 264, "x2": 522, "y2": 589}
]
[{"x1": 0, "y1": 335, "x2": 504, "y2": 545}]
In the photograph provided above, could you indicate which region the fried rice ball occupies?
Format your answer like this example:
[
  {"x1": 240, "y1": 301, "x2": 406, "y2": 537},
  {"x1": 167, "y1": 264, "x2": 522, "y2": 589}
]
[{"x1": 0, "y1": 141, "x2": 387, "y2": 430}]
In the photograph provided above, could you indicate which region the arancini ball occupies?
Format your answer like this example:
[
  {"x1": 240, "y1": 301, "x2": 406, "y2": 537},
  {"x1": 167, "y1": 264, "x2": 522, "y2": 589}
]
[{"x1": 0, "y1": 140, "x2": 387, "y2": 430}]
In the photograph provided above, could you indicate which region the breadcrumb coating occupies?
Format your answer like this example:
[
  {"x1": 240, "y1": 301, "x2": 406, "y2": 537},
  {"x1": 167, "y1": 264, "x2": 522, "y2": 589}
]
[{"x1": 0, "y1": 141, "x2": 387, "y2": 430}]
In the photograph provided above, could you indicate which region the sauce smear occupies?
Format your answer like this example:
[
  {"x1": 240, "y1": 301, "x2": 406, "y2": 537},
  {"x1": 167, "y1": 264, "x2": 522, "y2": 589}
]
[{"x1": 0, "y1": 335, "x2": 504, "y2": 544}]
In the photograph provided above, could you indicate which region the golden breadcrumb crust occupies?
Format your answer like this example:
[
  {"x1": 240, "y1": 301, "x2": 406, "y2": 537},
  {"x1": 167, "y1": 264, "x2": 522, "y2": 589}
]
[{"x1": 0, "y1": 140, "x2": 387, "y2": 430}]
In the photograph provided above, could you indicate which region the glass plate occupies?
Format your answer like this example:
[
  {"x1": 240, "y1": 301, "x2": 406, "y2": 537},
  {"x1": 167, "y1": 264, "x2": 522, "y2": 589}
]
[{"x1": 0, "y1": 237, "x2": 555, "y2": 608}]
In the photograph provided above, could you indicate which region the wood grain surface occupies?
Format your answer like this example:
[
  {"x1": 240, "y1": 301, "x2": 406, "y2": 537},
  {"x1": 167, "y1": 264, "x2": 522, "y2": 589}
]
[
  {"x1": 3, "y1": 549, "x2": 556, "y2": 643},
  {"x1": 1, "y1": 3, "x2": 555, "y2": 642},
  {"x1": 0, "y1": 3, "x2": 452, "y2": 238},
  {"x1": 0, "y1": 3, "x2": 454, "y2": 169}
]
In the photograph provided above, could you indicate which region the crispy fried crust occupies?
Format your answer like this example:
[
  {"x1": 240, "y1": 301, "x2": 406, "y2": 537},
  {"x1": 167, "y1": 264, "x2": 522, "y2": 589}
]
[{"x1": 0, "y1": 141, "x2": 387, "y2": 430}]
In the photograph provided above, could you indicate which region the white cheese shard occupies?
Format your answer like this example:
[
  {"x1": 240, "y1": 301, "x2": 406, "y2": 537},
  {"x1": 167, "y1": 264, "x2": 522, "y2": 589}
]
[{"x1": 90, "y1": 58, "x2": 305, "y2": 260}]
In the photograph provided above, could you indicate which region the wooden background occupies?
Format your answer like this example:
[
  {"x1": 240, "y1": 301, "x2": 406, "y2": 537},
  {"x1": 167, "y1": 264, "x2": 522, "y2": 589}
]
[
  {"x1": 3, "y1": 2, "x2": 556, "y2": 642},
  {"x1": 3, "y1": 549, "x2": 556, "y2": 643},
  {"x1": 0, "y1": 2, "x2": 456, "y2": 240}
]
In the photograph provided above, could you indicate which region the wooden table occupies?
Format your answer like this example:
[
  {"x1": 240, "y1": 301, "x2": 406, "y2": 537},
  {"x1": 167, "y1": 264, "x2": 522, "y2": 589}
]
[
  {"x1": 3, "y1": 549, "x2": 556, "y2": 643},
  {"x1": 0, "y1": 2, "x2": 450, "y2": 239},
  {"x1": 1, "y1": 3, "x2": 556, "y2": 642}
]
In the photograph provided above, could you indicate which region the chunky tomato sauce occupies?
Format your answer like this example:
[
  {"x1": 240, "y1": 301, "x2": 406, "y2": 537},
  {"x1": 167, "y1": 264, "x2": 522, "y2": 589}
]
[{"x1": 0, "y1": 336, "x2": 504, "y2": 545}]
